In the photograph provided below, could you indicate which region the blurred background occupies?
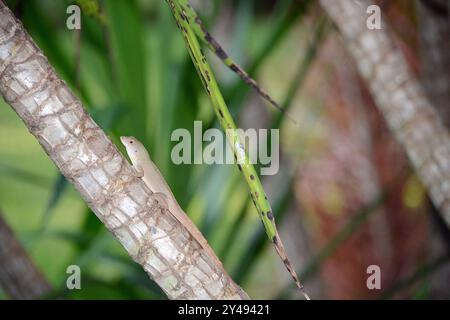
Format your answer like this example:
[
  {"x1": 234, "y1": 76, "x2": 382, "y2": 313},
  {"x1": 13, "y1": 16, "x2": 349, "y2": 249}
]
[{"x1": 0, "y1": 0, "x2": 449, "y2": 299}]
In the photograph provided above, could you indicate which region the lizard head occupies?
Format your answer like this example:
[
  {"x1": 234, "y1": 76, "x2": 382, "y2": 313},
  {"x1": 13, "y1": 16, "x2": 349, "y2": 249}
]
[{"x1": 120, "y1": 136, "x2": 144, "y2": 154}]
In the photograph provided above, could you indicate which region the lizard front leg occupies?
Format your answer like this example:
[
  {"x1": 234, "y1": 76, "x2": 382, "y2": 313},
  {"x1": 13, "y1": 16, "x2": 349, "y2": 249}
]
[{"x1": 132, "y1": 164, "x2": 144, "y2": 179}]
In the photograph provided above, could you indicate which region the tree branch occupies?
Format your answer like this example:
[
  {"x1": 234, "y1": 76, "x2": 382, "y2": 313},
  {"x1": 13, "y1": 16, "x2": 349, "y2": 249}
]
[
  {"x1": 0, "y1": 1, "x2": 247, "y2": 300},
  {"x1": 320, "y1": 0, "x2": 450, "y2": 227},
  {"x1": 0, "y1": 212, "x2": 52, "y2": 299},
  {"x1": 418, "y1": 0, "x2": 450, "y2": 128}
]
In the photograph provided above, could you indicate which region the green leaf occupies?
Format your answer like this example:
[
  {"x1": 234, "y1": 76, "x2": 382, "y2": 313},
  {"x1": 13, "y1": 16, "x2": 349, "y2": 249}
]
[{"x1": 105, "y1": 0, "x2": 148, "y2": 139}]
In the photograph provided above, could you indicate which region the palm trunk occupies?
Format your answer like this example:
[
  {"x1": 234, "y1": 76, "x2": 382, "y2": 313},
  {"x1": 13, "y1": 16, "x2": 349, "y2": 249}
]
[
  {"x1": 320, "y1": 0, "x2": 450, "y2": 228},
  {"x1": 418, "y1": 0, "x2": 450, "y2": 128},
  {"x1": 0, "y1": 1, "x2": 247, "y2": 300},
  {"x1": 0, "y1": 212, "x2": 52, "y2": 299}
]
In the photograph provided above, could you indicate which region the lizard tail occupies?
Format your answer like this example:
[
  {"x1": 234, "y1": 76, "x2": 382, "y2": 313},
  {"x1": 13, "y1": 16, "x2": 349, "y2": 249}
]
[{"x1": 272, "y1": 234, "x2": 310, "y2": 300}]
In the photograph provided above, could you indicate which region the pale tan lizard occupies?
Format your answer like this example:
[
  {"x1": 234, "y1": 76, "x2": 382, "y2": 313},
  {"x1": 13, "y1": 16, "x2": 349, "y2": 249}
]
[{"x1": 120, "y1": 136, "x2": 226, "y2": 271}]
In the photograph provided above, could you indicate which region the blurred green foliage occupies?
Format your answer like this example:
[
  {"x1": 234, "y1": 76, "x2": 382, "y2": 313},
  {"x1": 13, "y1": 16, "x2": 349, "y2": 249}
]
[
  {"x1": 0, "y1": 0, "x2": 319, "y2": 299},
  {"x1": 0, "y1": 0, "x2": 444, "y2": 300}
]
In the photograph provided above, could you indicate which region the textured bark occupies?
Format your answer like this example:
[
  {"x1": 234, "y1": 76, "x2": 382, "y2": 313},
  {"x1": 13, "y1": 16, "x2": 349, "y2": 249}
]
[
  {"x1": 0, "y1": 213, "x2": 52, "y2": 299},
  {"x1": 416, "y1": 0, "x2": 450, "y2": 299},
  {"x1": 418, "y1": 0, "x2": 450, "y2": 128},
  {"x1": 295, "y1": 37, "x2": 428, "y2": 298},
  {"x1": 0, "y1": 1, "x2": 247, "y2": 300},
  {"x1": 320, "y1": 0, "x2": 450, "y2": 227}
]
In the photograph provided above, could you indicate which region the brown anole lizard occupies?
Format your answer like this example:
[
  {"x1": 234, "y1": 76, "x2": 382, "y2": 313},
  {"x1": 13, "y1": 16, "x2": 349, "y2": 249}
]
[{"x1": 120, "y1": 136, "x2": 226, "y2": 271}]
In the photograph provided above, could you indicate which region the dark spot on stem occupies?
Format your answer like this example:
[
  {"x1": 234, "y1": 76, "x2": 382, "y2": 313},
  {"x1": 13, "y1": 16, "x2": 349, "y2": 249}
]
[
  {"x1": 230, "y1": 64, "x2": 239, "y2": 72},
  {"x1": 267, "y1": 211, "x2": 273, "y2": 220},
  {"x1": 204, "y1": 31, "x2": 213, "y2": 42},
  {"x1": 181, "y1": 8, "x2": 188, "y2": 20},
  {"x1": 216, "y1": 47, "x2": 228, "y2": 60}
]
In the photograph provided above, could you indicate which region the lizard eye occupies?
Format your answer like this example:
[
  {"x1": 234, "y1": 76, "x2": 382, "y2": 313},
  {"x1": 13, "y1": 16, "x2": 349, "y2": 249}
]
[{"x1": 130, "y1": 140, "x2": 133, "y2": 144}]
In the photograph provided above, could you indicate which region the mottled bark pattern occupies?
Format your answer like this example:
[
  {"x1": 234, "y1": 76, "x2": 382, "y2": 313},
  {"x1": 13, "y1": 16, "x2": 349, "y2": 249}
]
[
  {"x1": 0, "y1": 1, "x2": 247, "y2": 300},
  {"x1": 320, "y1": 0, "x2": 450, "y2": 226},
  {"x1": 0, "y1": 214, "x2": 52, "y2": 299},
  {"x1": 418, "y1": 0, "x2": 450, "y2": 127}
]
